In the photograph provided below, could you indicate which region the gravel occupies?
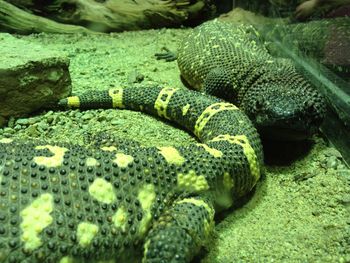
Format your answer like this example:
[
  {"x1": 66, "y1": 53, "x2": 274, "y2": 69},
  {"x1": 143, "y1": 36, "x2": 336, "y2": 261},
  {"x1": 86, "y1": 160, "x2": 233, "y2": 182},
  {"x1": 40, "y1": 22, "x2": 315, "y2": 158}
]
[{"x1": 1, "y1": 26, "x2": 349, "y2": 262}]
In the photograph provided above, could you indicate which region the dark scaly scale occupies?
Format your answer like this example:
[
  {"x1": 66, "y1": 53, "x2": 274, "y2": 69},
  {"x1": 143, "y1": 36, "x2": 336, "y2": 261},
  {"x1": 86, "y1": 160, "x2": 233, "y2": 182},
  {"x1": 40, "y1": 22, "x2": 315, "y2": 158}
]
[
  {"x1": 0, "y1": 86, "x2": 262, "y2": 262},
  {"x1": 176, "y1": 20, "x2": 327, "y2": 140}
]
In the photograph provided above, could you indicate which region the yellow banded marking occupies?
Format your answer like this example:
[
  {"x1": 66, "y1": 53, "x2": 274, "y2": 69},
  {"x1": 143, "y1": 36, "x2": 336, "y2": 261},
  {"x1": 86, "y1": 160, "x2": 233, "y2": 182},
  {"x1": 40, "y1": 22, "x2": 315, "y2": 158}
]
[
  {"x1": 20, "y1": 194, "x2": 53, "y2": 251},
  {"x1": 223, "y1": 172, "x2": 234, "y2": 190},
  {"x1": 138, "y1": 184, "x2": 156, "y2": 236},
  {"x1": 113, "y1": 153, "x2": 134, "y2": 168},
  {"x1": 0, "y1": 138, "x2": 13, "y2": 143},
  {"x1": 194, "y1": 102, "x2": 238, "y2": 138},
  {"x1": 196, "y1": 143, "x2": 223, "y2": 158},
  {"x1": 86, "y1": 157, "x2": 99, "y2": 166},
  {"x1": 33, "y1": 145, "x2": 68, "y2": 168},
  {"x1": 67, "y1": 96, "x2": 80, "y2": 108},
  {"x1": 77, "y1": 222, "x2": 99, "y2": 247},
  {"x1": 157, "y1": 146, "x2": 185, "y2": 165},
  {"x1": 113, "y1": 206, "x2": 127, "y2": 231},
  {"x1": 176, "y1": 198, "x2": 214, "y2": 236},
  {"x1": 89, "y1": 178, "x2": 116, "y2": 204},
  {"x1": 182, "y1": 104, "x2": 190, "y2": 116},
  {"x1": 101, "y1": 146, "x2": 118, "y2": 152},
  {"x1": 177, "y1": 170, "x2": 209, "y2": 192},
  {"x1": 59, "y1": 257, "x2": 76, "y2": 263},
  {"x1": 143, "y1": 240, "x2": 151, "y2": 263},
  {"x1": 210, "y1": 134, "x2": 260, "y2": 182},
  {"x1": 154, "y1": 87, "x2": 179, "y2": 119},
  {"x1": 109, "y1": 87, "x2": 124, "y2": 108}
]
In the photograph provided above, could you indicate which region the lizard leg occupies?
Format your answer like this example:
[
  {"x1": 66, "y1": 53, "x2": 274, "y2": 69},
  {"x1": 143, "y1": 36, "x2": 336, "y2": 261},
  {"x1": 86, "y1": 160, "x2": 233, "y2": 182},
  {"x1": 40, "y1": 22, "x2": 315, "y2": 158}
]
[
  {"x1": 203, "y1": 67, "x2": 238, "y2": 103},
  {"x1": 142, "y1": 196, "x2": 215, "y2": 263},
  {"x1": 155, "y1": 47, "x2": 177, "y2": 62}
]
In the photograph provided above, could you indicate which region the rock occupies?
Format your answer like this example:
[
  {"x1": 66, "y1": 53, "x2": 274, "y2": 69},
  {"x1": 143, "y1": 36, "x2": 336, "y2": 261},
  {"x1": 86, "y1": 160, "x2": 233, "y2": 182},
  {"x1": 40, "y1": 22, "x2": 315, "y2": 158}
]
[
  {"x1": 37, "y1": 122, "x2": 49, "y2": 131},
  {"x1": 127, "y1": 70, "x2": 144, "y2": 84},
  {"x1": 46, "y1": 116, "x2": 54, "y2": 124},
  {"x1": 81, "y1": 113, "x2": 94, "y2": 120},
  {"x1": 111, "y1": 119, "x2": 124, "y2": 126},
  {"x1": 26, "y1": 125, "x2": 40, "y2": 137},
  {"x1": 218, "y1": 7, "x2": 286, "y2": 25},
  {"x1": 326, "y1": 156, "x2": 340, "y2": 169},
  {"x1": 14, "y1": 124, "x2": 22, "y2": 131},
  {"x1": 0, "y1": 33, "x2": 72, "y2": 124},
  {"x1": 16, "y1": 118, "x2": 29, "y2": 126},
  {"x1": 7, "y1": 116, "x2": 15, "y2": 128},
  {"x1": 3, "y1": 127, "x2": 14, "y2": 134}
]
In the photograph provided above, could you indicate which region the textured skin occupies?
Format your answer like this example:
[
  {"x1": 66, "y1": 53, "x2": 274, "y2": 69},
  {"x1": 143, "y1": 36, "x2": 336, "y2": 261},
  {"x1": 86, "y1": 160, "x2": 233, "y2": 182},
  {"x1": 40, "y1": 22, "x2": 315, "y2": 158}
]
[
  {"x1": 175, "y1": 20, "x2": 326, "y2": 140},
  {"x1": 0, "y1": 86, "x2": 263, "y2": 263}
]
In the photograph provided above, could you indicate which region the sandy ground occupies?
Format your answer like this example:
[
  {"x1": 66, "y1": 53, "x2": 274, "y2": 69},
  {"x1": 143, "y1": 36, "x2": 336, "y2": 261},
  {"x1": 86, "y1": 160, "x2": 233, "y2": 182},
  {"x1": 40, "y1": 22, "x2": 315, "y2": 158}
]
[{"x1": 1, "y1": 25, "x2": 350, "y2": 262}]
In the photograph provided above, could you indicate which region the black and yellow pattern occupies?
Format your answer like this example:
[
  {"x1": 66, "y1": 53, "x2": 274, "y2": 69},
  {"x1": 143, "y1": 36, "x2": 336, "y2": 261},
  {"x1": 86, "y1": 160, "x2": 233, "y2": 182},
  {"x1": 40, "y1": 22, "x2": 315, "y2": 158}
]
[
  {"x1": 174, "y1": 20, "x2": 326, "y2": 140},
  {"x1": 0, "y1": 86, "x2": 263, "y2": 263}
]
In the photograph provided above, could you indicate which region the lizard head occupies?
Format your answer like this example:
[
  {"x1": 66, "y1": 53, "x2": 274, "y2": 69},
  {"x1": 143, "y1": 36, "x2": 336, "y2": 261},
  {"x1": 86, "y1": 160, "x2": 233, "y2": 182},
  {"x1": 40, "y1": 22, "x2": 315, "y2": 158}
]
[{"x1": 241, "y1": 83, "x2": 326, "y2": 141}]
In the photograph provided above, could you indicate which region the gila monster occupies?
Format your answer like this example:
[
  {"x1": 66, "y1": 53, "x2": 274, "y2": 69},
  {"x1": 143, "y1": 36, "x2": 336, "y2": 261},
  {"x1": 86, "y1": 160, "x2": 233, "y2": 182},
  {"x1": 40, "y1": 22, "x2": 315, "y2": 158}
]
[
  {"x1": 156, "y1": 20, "x2": 326, "y2": 140},
  {"x1": 0, "y1": 86, "x2": 263, "y2": 263}
]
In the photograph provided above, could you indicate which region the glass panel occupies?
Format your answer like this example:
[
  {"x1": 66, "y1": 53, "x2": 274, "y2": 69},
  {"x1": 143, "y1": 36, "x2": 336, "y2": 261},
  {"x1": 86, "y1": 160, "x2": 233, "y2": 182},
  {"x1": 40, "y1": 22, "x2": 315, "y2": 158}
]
[{"x1": 233, "y1": 0, "x2": 350, "y2": 164}]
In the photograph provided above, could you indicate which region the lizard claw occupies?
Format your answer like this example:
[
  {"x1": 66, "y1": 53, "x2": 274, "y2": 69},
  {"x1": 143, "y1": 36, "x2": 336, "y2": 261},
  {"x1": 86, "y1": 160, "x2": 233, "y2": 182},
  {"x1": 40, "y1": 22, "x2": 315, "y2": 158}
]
[{"x1": 155, "y1": 47, "x2": 177, "y2": 62}]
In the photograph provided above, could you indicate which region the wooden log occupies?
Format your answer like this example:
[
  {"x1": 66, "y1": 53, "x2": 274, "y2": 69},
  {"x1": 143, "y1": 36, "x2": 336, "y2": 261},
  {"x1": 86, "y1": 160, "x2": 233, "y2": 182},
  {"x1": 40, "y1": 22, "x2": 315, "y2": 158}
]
[
  {"x1": 1, "y1": 0, "x2": 215, "y2": 33},
  {"x1": 0, "y1": 0, "x2": 96, "y2": 34}
]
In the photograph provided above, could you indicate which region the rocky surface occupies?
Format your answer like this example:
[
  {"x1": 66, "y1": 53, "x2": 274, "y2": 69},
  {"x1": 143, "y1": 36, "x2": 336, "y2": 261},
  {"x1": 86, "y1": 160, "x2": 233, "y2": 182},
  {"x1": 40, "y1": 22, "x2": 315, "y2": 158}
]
[{"x1": 0, "y1": 33, "x2": 71, "y2": 125}]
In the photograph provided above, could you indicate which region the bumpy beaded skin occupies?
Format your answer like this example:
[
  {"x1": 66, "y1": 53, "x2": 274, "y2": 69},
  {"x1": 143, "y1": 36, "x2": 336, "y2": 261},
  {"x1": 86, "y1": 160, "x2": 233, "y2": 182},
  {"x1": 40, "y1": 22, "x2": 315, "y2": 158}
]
[
  {"x1": 0, "y1": 86, "x2": 263, "y2": 263},
  {"x1": 176, "y1": 20, "x2": 326, "y2": 140}
]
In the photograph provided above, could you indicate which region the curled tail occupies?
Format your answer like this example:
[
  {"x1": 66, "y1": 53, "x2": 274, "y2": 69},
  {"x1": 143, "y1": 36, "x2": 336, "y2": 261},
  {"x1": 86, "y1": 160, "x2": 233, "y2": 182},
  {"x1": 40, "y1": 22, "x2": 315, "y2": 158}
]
[{"x1": 59, "y1": 85, "x2": 263, "y2": 196}]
